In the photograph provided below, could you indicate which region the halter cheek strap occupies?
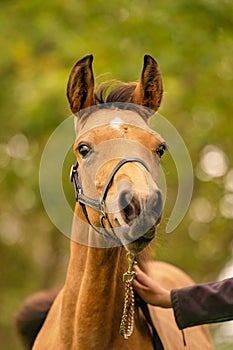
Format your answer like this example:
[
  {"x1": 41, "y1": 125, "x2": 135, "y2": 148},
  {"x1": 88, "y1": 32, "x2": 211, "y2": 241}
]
[{"x1": 70, "y1": 158, "x2": 149, "y2": 243}]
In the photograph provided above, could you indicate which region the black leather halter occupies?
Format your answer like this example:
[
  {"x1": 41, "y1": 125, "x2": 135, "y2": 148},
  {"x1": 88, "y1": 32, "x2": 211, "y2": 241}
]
[{"x1": 70, "y1": 158, "x2": 149, "y2": 243}]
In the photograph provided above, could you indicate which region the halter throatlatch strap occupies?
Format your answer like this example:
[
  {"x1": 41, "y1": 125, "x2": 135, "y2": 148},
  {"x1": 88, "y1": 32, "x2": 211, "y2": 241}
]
[{"x1": 70, "y1": 158, "x2": 149, "y2": 243}]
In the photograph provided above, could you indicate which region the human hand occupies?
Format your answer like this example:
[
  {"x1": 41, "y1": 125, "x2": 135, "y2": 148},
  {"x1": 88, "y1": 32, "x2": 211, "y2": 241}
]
[{"x1": 133, "y1": 265, "x2": 172, "y2": 308}]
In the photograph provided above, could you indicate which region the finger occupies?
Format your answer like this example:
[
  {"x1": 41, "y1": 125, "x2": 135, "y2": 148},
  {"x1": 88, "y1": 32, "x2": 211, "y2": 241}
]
[
  {"x1": 132, "y1": 278, "x2": 140, "y2": 290},
  {"x1": 132, "y1": 279, "x2": 148, "y2": 297},
  {"x1": 134, "y1": 266, "x2": 151, "y2": 286},
  {"x1": 133, "y1": 265, "x2": 146, "y2": 279}
]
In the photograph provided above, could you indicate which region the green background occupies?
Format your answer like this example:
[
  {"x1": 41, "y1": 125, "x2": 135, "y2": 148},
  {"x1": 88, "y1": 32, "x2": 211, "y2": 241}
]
[{"x1": 0, "y1": 0, "x2": 232, "y2": 349}]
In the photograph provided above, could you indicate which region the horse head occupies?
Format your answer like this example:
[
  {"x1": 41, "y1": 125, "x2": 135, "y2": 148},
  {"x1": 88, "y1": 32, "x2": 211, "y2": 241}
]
[{"x1": 67, "y1": 54, "x2": 166, "y2": 254}]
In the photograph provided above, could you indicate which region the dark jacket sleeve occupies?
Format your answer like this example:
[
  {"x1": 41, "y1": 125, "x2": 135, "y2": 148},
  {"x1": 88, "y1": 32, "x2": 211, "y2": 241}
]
[{"x1": 171, "y1": 278, "x2": 233, "y2": 330}]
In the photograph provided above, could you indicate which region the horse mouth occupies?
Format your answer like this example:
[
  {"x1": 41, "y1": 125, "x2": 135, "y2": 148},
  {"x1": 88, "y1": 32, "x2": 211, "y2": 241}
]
[
  {"x1": 127, "y1": 235, "x2": 154, "y2": 253},
  {"x1": 115, "y1": 215, "x2": 161, "y2": 253},
  {"x1": 125, "y1": 221, "x2": 160, "y2": 253}
]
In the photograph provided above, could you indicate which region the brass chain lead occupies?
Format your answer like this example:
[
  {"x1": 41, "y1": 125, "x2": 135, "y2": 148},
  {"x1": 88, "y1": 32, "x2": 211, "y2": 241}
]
[{"x1": 119, "y1": 252, "x2": 137, "y2": 339}]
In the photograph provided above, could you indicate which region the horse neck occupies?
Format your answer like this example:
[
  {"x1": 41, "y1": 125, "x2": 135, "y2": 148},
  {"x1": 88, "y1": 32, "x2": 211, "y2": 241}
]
[{"x1": 61, "y1": 225, "x2": 128, "y2": 348}]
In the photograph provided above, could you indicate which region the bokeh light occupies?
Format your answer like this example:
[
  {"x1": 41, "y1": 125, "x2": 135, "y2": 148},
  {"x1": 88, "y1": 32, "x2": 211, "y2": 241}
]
[{"x1": 199, "y1": 145, "x2": 228, "y2": 179}]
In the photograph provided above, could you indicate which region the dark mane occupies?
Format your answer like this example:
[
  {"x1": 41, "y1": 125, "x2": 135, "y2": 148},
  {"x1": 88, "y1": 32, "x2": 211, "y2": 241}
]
[
  {"x1": 94, "y1": 81, "x2": 137, "y2": 104},
  {"x1": 75, "y1": 81, "x2": 154, "y2": 128}
]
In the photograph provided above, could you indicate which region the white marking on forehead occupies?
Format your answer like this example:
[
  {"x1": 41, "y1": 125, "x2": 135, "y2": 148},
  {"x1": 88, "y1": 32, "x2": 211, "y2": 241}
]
[{"x1": 110, "y1": 117, "x2": 124, "y2": 130}]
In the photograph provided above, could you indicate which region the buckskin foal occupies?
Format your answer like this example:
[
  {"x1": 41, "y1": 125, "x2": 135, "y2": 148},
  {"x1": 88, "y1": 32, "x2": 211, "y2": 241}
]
[{"x1": 16, "y1": 55, "x2": 213, "y2": 350}]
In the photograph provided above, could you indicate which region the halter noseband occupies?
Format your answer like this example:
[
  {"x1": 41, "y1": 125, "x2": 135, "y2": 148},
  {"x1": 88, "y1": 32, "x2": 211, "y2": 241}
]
[{"x1": 70, "y1": 158, "x2": 149, "y2": 244}]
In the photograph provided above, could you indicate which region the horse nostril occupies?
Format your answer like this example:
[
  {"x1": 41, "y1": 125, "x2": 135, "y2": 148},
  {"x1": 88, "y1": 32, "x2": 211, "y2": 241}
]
[
  {"x1": 119, "y1": 190, "x2": 141, "y2": 224},
  {"x1": 118, "y1": 189, "x2": 163, "y2": 225},
  {"x1": 153, "y1": 190, "x2": 163, "y2": 219}
]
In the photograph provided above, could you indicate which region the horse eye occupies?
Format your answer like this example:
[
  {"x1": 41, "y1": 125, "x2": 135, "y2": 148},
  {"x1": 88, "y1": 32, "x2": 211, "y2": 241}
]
[
  {"x1": 78, "y1": 144, "x2": 92, "y2": 158},
  {"x1": 155, "y1": 143, "x2": 167, "y2": 158}
]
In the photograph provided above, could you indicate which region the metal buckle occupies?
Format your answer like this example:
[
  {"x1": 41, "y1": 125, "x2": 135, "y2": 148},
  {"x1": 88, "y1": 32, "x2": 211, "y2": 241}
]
[
  {"x1": 100, "y1": 200, "x2": 106, "y2": 217},
  {"x1": 70, "y1": 162, "x2": 79, "y2": 183},
  {"x1": 122, "y1": 252, "x2": 137, "y2": 283},
  {"x1": 122, "y1": 270, "x2": 137, "y2": 284}
]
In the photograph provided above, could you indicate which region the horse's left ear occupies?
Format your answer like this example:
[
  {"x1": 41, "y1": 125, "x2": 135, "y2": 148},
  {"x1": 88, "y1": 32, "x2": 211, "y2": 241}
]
[
  {"x1": 67, "y1": 54, "x2": 95, "y2": 114},
  {"x1": 131, "y1": 55, "x2": 163, "y2": 111}
]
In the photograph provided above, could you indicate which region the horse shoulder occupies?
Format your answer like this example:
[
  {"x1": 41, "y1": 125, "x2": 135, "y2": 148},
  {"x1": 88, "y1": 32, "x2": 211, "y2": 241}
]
[
  {"x1": 145, "y1": 261, "x2": 214, "y2": 350},
  {"x1": 146, "y1": 260, "x2": 195, "y2": 289}
]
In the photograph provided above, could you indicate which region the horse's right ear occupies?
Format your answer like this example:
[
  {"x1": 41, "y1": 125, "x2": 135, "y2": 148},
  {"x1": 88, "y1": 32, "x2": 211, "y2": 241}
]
[
  {"x1": 67, "y1": 55, "x2": 95, "y2": 114},
  {"x1": 131, "y1": 55, "x2": 163, "y2": 112}
]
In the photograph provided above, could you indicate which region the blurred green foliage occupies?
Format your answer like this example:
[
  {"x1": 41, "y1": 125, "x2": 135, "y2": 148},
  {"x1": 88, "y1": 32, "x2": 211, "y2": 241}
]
[{"x1": 0, "y1": 0, "x2": 232, "y2": 349}]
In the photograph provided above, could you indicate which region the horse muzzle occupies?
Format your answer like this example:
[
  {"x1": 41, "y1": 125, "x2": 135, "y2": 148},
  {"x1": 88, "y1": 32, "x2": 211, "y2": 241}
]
[{"x1": 115, "y1": 186, "x2": 163, "y2": 252}]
